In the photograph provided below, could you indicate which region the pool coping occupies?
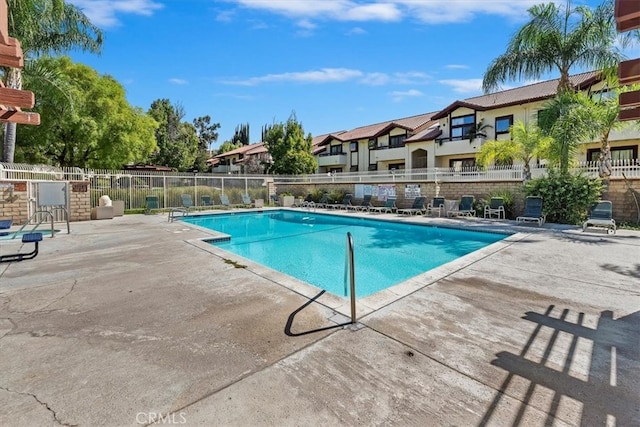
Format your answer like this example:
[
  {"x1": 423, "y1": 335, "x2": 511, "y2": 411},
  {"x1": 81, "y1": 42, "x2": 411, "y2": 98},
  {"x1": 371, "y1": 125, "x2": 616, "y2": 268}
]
[{"x1": 180, "y1": 208, "x2": 536, "y2": 319}]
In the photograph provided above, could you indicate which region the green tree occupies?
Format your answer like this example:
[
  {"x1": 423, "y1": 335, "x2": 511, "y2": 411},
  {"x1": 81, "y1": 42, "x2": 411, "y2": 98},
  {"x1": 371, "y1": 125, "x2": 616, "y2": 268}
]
[
  {"x1": 538, "y1": 91, "x2": 594, "y2": 174},
  {"x1": 263, "y1": 113, "x2": 317, "y2": 175},
  {"x1": 3, "y1": 0, "x2": 102, "y2": 163},
  {"x1": 476, "y1": 120, "x2": 551, "y2": 180},
  {"x1": 147, "y1": 99, "x2": 199, "y2": 171},
  {"x1": 16, "y1": 56, "x2": 157, "y2": 168},
  {"x1": 192, "y1": 115, "x2": 220, "y2": 172},
  {"x1": 482, "y1": 0, "x2": 624, "y2": 94},
  {"x1": 216, "y1": 140, "x2": 242, "y2": 154},
  {"x1": 231, "y1": 123, "x2": 250, "y2": 145}
]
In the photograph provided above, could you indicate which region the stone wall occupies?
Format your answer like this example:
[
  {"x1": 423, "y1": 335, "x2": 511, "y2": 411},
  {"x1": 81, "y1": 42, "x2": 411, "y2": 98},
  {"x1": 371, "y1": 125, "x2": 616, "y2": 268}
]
[
  {"x1": 0, "y1": 180, "x2": 91, "y2": 225},
  {"x1": 276, "y1": 176, "x2": 640, "y2": 224}
]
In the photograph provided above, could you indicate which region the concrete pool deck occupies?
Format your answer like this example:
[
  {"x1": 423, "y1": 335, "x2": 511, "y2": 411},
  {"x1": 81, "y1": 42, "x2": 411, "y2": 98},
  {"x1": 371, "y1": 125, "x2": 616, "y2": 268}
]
[{"x1": 0, "y1": 210, "x2": 638, "y2": 426}]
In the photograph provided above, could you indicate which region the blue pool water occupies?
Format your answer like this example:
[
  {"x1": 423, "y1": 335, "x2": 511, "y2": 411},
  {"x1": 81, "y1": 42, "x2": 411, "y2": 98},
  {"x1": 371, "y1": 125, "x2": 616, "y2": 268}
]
[{"x1": 182, "y1": 211, "x2": 507, "y2": 298}]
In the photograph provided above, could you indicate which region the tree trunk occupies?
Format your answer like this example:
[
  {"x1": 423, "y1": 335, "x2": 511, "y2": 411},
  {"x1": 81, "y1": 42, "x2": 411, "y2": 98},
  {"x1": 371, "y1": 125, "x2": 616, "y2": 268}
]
[
  {"x1": 598, "y1": 133, "x2": 612, "y2": 199},
  {"x1": 2, "y1": 67, "x2": 22, "y2": 163}
]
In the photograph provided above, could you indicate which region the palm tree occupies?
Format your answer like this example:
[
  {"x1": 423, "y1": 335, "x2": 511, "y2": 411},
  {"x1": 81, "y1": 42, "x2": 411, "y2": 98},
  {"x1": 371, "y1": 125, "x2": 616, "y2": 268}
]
[
  {"x1": 538, "y1": 91, "x2": 594, "y2": 174},
  {"x1": 2, "y1": 0, "x2": 102, "y2": 163},
  {"x1": 482, "y1": 0, "x2": 625, "y2": 94},
  {"x1": 476, "y1": 120, "x2": 551, "y2": 180}
]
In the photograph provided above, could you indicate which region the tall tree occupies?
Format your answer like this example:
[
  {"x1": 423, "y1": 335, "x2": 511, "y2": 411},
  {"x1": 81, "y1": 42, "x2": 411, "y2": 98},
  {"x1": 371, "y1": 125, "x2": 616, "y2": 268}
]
[
  {"x1": 192, "y1": 115, "x2": 220, "y2": 172},
  {"x1": 263, "y1": 113, "x2": 317, "y2": 175},
  {"x1": 2, "y1": 0, "x2": 102, "y2": 162},
  {"x1": 538, "y1": 91, "x2": 594, "y2": 174},
  {"x1": 476, "y1": 120, "x2": 551, "y2": 180},
  {"x1": 17, "y1": 56, "x2": 157, "y2": 168},
  {"x1": 147, "y1": 99, "x2": 199, "y2": 171},
  {"x1": 231, "y1": 123, "x2": 250, "y2": 146},
  {"x1": 482, "y1": 0, "x2": 624, "y2": 94}
]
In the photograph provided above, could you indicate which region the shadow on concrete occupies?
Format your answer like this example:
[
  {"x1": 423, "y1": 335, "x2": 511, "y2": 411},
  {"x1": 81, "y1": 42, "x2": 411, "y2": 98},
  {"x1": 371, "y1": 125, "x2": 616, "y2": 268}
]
[
  {"x1": 479, "y1": 305, "x2": 640, "y2": 426},
  {"x1": 600, "y1": 263, "x2": 640, "y2": 279},
  {"x1": 284, "y1": 290, "x2": 350, "y2": 337}
]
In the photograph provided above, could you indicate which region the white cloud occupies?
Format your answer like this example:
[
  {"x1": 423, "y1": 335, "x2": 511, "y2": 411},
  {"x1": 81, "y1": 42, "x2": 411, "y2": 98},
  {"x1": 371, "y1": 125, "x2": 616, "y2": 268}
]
[
  {"x1": 225, "y1": 0, "x2": 540, "y2": 25},
  {"x1": 216, "y1": 10, "x2": 236, "y2": 22},
  {"x1": 223, "y1": 68, "x2": 364, "y2": 86},
  {"x1": 68, "y1": 0, "x2": 163, "y2": 27},
  {"x1": 169, "y1": 78, "x2": 188, "y2": 85},
  {"x1": 297, "y1": 19, "x2": 317, "y2": 30},
  {"x1": 445, "y1": 64, "x2": 469, "y2": 70},
  {"x1": 390, "y1": 89, "x2": 424, "y2": 102},
  {"x1": 439, "y1": 78, "x2": 483, "y2": 94},
  {"x1": 223, "y1": 68, "x2": 433, "y2": 86},
  {"x1": 346, "y1": 27, "x2": 367, "y2": 36}
]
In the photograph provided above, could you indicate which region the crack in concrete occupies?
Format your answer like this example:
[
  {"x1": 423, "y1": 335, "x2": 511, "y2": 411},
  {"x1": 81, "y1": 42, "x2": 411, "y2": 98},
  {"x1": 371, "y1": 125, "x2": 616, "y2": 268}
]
[
  {"x1": 0, "y1": 385, "x2": 76, "y2": 426},
  {"x1": 1, "y1": 280, "x2": 78, "y2": 317}
]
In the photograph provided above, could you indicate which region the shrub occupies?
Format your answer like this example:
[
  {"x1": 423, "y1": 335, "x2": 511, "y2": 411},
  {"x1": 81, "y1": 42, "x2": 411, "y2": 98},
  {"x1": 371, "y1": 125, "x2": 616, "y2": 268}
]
[{"x1": 524, "y1": 169, "x2": 603, "y2": 224}]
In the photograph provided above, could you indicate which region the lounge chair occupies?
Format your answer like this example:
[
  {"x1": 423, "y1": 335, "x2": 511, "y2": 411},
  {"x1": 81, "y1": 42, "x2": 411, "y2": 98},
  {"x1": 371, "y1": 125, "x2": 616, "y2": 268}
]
[
  {"x1": 294, "y1": 194, "x2": 314, "y2": 207},
  {"x1": 241, "y1": 193, "x2": 264, "y2": 208},
  {"x1": 347, "y1": 195, "x2": 372, "y2": 212},
  {"x1": 329, "y1": 194, "x2": 353, "y2": 210},
  {"x1": 270, "y1": 194, "x2": 280, "y2": 206},
  {"x1": 0, "y1": 232, "x2": 43, "y2": 263},
  {"x1": 582, "y1": 201, "x2": 616, "y2": 234},
  {"x1": 220, "y1": 194, "x2": 233, "y2": 209},
  {"x1": 484, "y1": 197, "x2": 505, "y2": 219},
  {"x1": 315, "y1": 193, "x2": 329, "y2": 209},
  {"x1": 181, "y1": 194, "x2": 194, "y2": 212},
  {"x1": 397, "y1": 196, "x2": 426, "y2": 216},
  {"x1": 448, "y1": 195, "x2": 475, "y2": 217},
  {"x1": 200, "y1": 195, "x2": 213, "y2": 206},
  {"x1": 369, "y1": 197, "x2": 396, "y2": 214},
  {"x1": 516, "y1": 196, "x2": 545, "y2": 226},
  {"x1": 425, "y1": 197, "x2": 445, "y2": 217}
]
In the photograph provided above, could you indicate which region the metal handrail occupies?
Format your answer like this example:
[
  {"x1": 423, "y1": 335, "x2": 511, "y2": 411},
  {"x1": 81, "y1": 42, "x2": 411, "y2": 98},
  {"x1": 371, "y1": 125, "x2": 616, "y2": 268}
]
[
  {"x1": 11, "y1": 207, "x2": 70, "y2": 239},
  {"x1": 345, "y1": 232, "x2": 356, "y2": 324}
]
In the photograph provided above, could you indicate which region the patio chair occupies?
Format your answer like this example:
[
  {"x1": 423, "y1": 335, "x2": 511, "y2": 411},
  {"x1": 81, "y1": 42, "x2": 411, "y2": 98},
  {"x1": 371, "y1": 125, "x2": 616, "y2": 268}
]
[
  {"x1": 200, "y1": 195, "x2": 213, "y2": 206},
  {"x1": 294, "y1": 194, "x2": 314, "y2": 208},
  {"x1": 369, "y1": 197, "x2": 397, "y2": 214},
  {"x1": 484, "y1": 197, "x2": 505, "y2": 219},
  {"x1": 181, "y1": 194, "x2": 194, "y2": 211},
  {"x1": 270, "y1": 194, "x2": 279, "y2": 206},
  {"x1": 347, "y1": 195, "x2": 372, "y2": 212},
  {"x1": 582, "y1": 200, "x2": 616, "y2": 234},
  {"x1": 315, "y1": 193, "x2": 330, "y2": 209},
  {"x1": 329, "y1": 194, "x2": 353, "y2": 210},
  {"x1": 425, "y1": 197, "x2": 446, "y2": 217},
  {"x1": 0, "y1": 232, "x2": 43, "y2": 263},
  {"x1": 220, "y1": 194, "x2": 237, "y2": 209},
  {"x1": 145, "y1": 195, "x2": 159, "y2": 214},
  {"x1": 516, "y1": 196, "x2": 545, "y2": 226},
  {"x1": 397, "y1": 196, "x2": 426, "y2": 216},
  {"x1": 448, "y1": 195, "x2": 475, "y2": 217}
]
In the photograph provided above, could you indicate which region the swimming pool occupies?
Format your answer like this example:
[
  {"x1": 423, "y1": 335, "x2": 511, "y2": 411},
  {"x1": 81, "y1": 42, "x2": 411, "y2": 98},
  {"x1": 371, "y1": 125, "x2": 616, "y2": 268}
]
[{"x1": 183, "y1": 211, "x2": 507, "y2": 298}]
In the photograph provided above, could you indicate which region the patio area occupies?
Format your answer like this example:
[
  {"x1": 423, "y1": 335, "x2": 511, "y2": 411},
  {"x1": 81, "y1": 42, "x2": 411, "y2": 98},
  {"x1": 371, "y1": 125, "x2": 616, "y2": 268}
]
[{"x1": 0, "y1": 211, "x2": 638, "y2": 426}]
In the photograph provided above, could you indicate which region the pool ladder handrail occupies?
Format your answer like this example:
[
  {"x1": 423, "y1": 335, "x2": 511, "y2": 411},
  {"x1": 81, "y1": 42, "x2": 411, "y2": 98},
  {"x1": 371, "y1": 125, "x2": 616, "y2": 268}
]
[
  {"x1": 11, "y1": 207, "x2": 70, "y2": 239},
  {"x1": 344, "y1": 232, "x2": 357, "y2": 324}
]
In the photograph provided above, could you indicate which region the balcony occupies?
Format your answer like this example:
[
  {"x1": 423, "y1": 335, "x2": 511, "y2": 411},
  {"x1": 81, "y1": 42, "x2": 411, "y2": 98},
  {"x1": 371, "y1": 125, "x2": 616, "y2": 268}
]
[
  {"x1": 435, "y1": 136, "x2": 482, "y2": 156},
  {"x1": 211, "y1": 164, "x2": 241, "y2": 174},
  {"x1": 317, "y1": 152, "x2": 348, "y2": 167},
  {"x1": 372, "y1": 145, "x2": 405, "y2": 162}
]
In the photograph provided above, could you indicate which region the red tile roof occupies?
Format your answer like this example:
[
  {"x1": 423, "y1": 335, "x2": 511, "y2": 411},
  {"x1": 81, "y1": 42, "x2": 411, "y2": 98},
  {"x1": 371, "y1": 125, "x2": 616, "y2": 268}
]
[
  {"x1": 405, "y1": 125, "x2": 442, "y2": 143},
  {"x1": 432, "y1": 71, "x2": 601, "y2": 119},
  {"x1": 335, "y1": 112, "x2": 438, "y2": 141}
]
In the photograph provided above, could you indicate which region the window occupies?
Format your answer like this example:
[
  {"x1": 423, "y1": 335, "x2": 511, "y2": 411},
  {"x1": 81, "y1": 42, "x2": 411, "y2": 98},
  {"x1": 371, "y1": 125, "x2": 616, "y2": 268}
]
[
  {"x1": 329, "y1": 167, "x2": 343, "y2": 174},
  {"x1": 388, "y1": 163, "x2": 405, "y2": 170},
  {"x1": 450, "y1": 114, "x2": 475, "y2": 140},
  {"x1": 591, "y1": 88, "x2": 616, "y2": 103},
  {"x1": 389, "y1": 134, "x2": 406, "y2": 148},
  {"x1": 368, "y1": 139, "x2": 376, "y2": 149},
  {"x1": 368, "y1": 164, "x2": 378, "y2": 171},
  {"x1": 587, "y1": 146, "x2": 638, "y2": 162},
  {"x1": 350, "y1": 142, "x2": 358, "y2": 152},
  {"x1": 495, "y1": 115, "x2": 513, "y2": 135},
  {"x1": 330, "y1": 144, "x2": 343, "y2": 155}
]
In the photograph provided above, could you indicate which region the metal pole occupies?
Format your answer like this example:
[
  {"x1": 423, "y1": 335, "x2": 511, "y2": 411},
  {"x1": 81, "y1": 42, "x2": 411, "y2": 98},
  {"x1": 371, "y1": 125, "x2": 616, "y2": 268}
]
[{"x1": 346, "y1": 232, "x2": 356, "y2": 324}]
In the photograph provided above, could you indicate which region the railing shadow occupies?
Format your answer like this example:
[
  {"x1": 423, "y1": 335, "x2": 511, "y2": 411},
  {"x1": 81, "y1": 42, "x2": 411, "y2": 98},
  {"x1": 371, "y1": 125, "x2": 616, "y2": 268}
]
[
  {"x1": 284, "y1": 290, "x2": 350, "y2": 337},
  {"x1": 479, "y1": 305, "x2": 640, "y2": 426}
]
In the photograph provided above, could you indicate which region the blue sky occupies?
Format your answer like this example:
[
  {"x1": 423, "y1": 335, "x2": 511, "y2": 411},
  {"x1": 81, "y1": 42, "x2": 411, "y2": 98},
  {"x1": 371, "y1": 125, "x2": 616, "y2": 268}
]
[{"x1": 67, "y1": 0, "x2": 613, "y2": 148}]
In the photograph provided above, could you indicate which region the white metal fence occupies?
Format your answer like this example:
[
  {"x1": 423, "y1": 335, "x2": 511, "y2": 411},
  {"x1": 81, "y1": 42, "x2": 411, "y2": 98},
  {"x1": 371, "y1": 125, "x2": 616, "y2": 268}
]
[{"x1": 1, "y1": 160, "x2": 638, "y2": 210}]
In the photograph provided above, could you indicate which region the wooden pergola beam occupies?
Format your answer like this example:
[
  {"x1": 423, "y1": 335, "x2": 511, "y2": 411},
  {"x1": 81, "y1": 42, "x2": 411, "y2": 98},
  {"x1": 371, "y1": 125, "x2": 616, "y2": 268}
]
[
  {"x1": 0, "y1": 87, "x2": 34, "y2": 108},
  {"x1": 0, "y1": 0, "x2": 22, "y2": 68},
  {"x1": 0, "y1": 108, "x2": 40, "y2": 125},
  {"x1": 619, "y1": 90, "x2": 640, "y2": 108},
  {"x1": 618, "y1": 58, "x2": 640, "y2": 85},
  {"x1": 618, "y1": 106, "x2": 640, "y2": 121},
  {"x1": 615, "y1": 0, "x2": 640, "y2": 32}
]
